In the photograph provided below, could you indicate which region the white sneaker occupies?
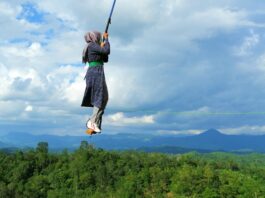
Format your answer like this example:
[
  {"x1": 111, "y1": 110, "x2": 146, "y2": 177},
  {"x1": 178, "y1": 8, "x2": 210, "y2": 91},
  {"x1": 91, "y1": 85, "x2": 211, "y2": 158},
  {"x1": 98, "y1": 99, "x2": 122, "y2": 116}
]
[
  {"x1": 93, "y1": 123, "x2": 101, "y2": 133},
  {"x1": 86, "y1": 120, "x2": 101, "y2": 133},
  {"x1": 86, "y1": 119, "x2": 91, "y2": 129}
]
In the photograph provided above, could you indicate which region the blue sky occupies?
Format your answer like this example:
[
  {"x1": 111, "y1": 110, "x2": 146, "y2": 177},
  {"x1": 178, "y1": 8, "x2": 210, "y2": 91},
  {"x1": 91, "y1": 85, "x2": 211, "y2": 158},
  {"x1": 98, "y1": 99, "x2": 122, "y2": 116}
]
[{"x1": 1, "y1": 0, "x2": 265, "y2": 136}]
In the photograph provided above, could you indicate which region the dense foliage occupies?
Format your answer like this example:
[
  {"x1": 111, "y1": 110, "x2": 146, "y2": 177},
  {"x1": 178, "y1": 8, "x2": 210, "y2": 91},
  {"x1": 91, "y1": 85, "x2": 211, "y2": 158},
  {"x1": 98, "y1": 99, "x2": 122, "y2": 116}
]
[{"x1": 0, "y1": 141, "x2": 265, "y2": 198}]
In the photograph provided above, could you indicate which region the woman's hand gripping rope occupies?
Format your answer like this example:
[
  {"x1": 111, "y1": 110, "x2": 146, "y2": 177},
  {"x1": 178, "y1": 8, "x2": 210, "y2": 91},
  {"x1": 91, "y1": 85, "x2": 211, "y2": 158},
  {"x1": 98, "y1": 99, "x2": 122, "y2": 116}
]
[{"x1": 100, "y1": 33, "x2": 109, "y2": 47}]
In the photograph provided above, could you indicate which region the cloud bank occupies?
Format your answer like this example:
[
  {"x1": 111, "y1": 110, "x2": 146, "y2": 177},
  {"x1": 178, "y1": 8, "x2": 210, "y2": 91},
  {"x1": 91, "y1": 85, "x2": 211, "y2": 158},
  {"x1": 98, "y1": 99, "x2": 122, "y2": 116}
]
[{"x1": 1, "y1": 0, "x2": 265, "y2": 135}]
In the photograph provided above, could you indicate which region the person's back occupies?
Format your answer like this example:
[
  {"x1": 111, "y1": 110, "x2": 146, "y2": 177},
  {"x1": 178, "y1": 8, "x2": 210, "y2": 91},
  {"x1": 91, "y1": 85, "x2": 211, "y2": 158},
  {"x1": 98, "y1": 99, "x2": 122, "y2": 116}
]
[{"x1": 87, "y1": 41, "x2": 110, "y2": 63}]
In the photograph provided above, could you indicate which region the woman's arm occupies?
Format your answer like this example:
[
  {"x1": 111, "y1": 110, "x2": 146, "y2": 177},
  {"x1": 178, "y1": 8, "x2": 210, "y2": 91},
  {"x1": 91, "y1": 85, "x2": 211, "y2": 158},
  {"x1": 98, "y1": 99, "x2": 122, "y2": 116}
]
[
  {"x1": 102, "y1": 55, "x2": 109, "y2": 63},
  {"x1": 90, "y1": 40, "x2": 110, "y2": 55}
]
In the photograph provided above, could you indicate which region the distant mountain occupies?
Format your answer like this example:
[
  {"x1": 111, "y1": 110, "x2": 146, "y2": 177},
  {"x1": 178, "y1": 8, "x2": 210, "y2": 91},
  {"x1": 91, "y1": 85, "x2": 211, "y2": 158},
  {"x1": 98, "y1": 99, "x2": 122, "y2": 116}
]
[
  {"x1": 137, "y1": 146, "x2": 215, "y2": 154},
  {"x1": 1, "y1": 129, "x2": 265, "y2": 152},
  {"x1": 1, "y1": 133, "x2": 85, "y2": 151},
  {"x1": 1, "y1": 132, "x2": 157, "y2": 151},
  {"x1": 0, "y1": 147, "x2": 18, "y2": 153},
  {"x1": 199, "y1": 128, "x2": 224, "y2": 137},
  {"x1": 168, "y1": 129, "x2": 265, "y2": 152},
  {"x1": 0, "y1": 141, "x2": 13, "y2": 149}
]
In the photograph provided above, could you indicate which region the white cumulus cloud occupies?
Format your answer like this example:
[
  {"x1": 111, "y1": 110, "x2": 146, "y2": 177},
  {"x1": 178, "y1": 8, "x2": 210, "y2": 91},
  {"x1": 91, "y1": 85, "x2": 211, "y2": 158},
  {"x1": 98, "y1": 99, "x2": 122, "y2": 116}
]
[
  {"x1": 105, "y1": 112, "x2": 155, "y2": 126},
  {"x1": 234, "y1": 30, "x2": 260, "y2": 56},
  {"x1": 25, "y1": 105, "x2": 33, "y2": 112},
  {"x1": 221, "y1": 125, "x2": 265, "y2": 135}
]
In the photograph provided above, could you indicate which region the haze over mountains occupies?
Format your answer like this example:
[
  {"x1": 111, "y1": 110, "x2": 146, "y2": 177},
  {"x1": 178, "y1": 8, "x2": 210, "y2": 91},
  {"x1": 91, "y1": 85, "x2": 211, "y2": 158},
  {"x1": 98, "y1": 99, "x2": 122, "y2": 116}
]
[{"x1": 1, "y1": 129, "x2": 265, "y2": 153}]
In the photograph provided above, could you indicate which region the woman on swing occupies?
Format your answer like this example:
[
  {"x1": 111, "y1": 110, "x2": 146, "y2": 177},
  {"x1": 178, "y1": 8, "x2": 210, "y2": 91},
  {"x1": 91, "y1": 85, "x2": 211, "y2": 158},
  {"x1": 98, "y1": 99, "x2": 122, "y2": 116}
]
[{"x1": 81, "y1": 31, "x2": 110, "y2": 135}]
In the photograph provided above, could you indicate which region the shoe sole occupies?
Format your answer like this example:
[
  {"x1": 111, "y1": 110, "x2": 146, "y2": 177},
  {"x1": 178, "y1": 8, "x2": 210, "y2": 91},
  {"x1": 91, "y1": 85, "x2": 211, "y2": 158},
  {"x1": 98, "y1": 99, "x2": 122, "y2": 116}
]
[{"x1": 86, "y1": 128, "x2": 97, "y2": 135}]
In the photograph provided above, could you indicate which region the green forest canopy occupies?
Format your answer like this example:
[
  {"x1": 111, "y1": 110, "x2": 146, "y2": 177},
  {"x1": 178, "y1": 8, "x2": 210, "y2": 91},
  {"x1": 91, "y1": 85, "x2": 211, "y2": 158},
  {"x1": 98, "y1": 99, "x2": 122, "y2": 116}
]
[{"x1": 0, "y1": 141, "x2": 265, "y2": 198}]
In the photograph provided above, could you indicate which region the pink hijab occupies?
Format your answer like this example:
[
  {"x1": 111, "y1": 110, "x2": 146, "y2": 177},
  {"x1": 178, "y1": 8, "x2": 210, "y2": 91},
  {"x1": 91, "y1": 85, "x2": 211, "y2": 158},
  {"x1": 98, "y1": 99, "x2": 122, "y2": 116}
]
[
  {"x1": 82, "y1": 31, "x2": 102, "y2": 63},
  {"x1": 84, "y1": 31, "x2": 101, "y2": 43}
]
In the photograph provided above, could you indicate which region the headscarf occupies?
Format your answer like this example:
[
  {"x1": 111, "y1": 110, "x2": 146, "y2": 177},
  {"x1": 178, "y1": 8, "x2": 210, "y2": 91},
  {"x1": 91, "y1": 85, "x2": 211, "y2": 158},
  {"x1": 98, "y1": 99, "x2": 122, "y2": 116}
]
[
  {"x1": 84, "y1": 31, "x2": 101, "y2": 43},
  {"x1": 82, "y1": 31, "x2": 102, "y2": 63}
]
